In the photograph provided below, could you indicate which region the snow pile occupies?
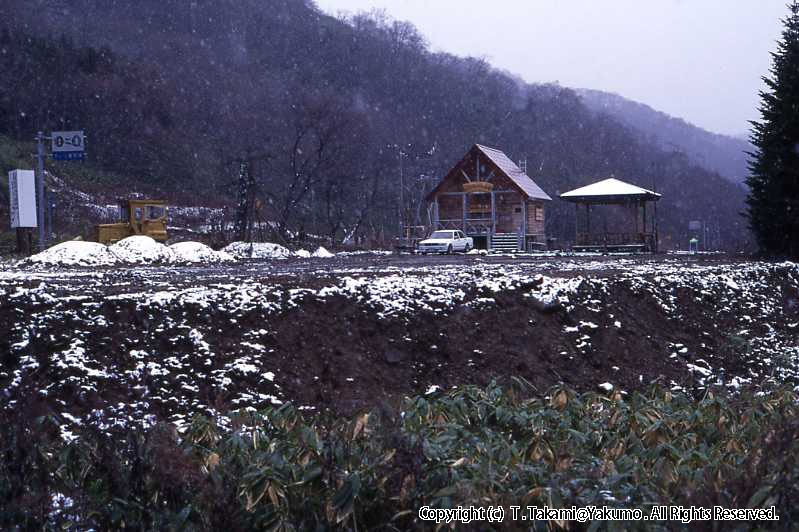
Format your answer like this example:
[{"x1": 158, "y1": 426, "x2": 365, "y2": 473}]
[
  {"x1": 312, "y1": 246, "x2": 335, "y2": 258},
  {"x1": 295, "y1": 249, "x2": 311, "y2": 258},
  {"x1": 223, "y1": 241, "x2": 292, "y2": 259},
  {"x1": 20, "y1": 237, "x2": 240, "y2": 269},
  {"x1": 336, "y1": 250, "x2": 393, "y2": 256},
  {"x1": 24, "y1": 241, "x2": 119, "y2": 267},
  {"x1": 170, "y1": 242, "x2": 234, "y2": 264},
  {"x1": 109, "y1": 236, "x2": 175, "y2": 265}
]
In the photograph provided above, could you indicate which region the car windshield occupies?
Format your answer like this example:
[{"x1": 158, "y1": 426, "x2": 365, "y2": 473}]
[{"x1": 430, "y1": 231, "x2": 453, "y2": 239}]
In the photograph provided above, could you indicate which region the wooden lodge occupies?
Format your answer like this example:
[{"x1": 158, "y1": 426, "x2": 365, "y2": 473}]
[
  {"x1": 560, "y1": 178, "x2": 661, "y2": 252},
  {"x1": 425, "y1": 144, "x2": 552, "y2": 251}
]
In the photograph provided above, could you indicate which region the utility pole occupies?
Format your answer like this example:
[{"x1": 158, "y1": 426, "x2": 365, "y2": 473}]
[
  {"x1": 234, "y1": 161, "x2": 251, "y2": 242},
  {"x1": 35, "y1": 131, "x2": 49, "y2": 252},
  {"x1": 399, "y1": 147, "x2": 405, "y2": 236}
]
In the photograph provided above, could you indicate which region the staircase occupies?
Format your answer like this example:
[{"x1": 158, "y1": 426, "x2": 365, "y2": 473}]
[{"x1": 490, "y1": 233, "x2": 519, "y2": 252}]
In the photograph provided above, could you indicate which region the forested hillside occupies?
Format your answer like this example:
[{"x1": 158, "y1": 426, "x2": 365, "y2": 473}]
[
  {"x1": 577, "y1": 88, "x2": 752, "y2": 184},
  {"x1": 0, "y1": 0, "x2": 750, "y2": 249}
]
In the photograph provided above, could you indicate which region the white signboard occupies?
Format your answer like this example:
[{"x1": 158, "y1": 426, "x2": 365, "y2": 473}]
[
  {"x1": 52, "y1": 130, "x2": 85, "y2": 160},
  {"x1": 8, "y1": 169, "x2": 37, "y2": 228},
  {"x1": 52, "y1": 130, "x2": 84, "y2": 152}
]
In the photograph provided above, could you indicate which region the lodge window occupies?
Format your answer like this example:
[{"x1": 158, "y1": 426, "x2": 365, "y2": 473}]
[{"x1": 535, "y1": 206, "x2": 544, "y2": 221}]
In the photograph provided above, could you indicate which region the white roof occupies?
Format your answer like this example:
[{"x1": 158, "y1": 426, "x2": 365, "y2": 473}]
[{"x1": 560, "y1": 178, "x2": 660, "y2": 200}]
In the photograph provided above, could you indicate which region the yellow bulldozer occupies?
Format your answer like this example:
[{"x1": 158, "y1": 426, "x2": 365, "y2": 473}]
[{"x1": 96, "y1": 199, "x2": 168, "y2": 244}]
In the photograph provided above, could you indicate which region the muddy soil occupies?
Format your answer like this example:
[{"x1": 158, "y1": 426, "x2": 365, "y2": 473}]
[{"x1": 2, "y1": 253, "x2": 798, "y2": 421}]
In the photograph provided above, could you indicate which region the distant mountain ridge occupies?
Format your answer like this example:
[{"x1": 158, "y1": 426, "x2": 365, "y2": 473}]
[{"x1": 576, "y1": 88, "x2": 752, "y2": 184}]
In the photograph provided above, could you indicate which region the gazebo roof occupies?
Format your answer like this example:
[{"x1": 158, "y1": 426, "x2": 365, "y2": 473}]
[{"x1": 560, "y1": 178, "x2": 661, "y2": 203}]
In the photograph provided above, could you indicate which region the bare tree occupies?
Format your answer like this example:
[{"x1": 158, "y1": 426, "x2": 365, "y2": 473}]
[{"x1": 263, "y1": 93, "x2": 364, "y2": 242}]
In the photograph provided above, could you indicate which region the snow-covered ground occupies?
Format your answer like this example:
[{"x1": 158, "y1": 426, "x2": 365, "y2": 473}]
[{"x1": 2, "y1": 255, "x2": 797, "y2": 442}]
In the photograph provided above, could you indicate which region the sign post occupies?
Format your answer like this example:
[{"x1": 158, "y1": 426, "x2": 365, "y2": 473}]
[
  {"x1": 35, "y1": 132, "x2": 48, "y2": 251},
  {"x1": 33, "y1": 130, "x2": 85, "y2": 251}
]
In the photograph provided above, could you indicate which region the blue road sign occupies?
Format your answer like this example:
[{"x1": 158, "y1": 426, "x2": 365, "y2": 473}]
[{"x1": 52, "y1": 151, "x2": 85, "y2": 161}]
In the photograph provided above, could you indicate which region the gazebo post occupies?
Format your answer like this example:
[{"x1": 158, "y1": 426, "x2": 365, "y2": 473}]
[
  {"x1": 586, "y1": 203, "x2": 590, "y2": 241},
  {"x1": 643, "y1": 201, "x2": 647, "y2": 241},
  {"x1": 653, "y1": 199, "x2": 659, "y2": 252}
]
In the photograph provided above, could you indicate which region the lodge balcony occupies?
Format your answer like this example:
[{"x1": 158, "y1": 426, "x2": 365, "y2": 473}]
[{"x1": 436, "y1": 218, "x2": 493, "y2": 234}]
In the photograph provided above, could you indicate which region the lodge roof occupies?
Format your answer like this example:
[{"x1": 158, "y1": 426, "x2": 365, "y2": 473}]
[
  {"x1": 560, "y1": 178, "x2": 661, "y2": 202},
  {"x1": 474, "y1": 145, "x2": 552, "y2": 201},
  {"x1": 427, "y1": 144, "x2": 552, "y2": 201}
]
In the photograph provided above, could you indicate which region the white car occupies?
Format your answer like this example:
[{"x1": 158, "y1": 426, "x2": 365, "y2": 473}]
[{"x1": 417, "y1": 230, "x2": 473, "y2": 254}]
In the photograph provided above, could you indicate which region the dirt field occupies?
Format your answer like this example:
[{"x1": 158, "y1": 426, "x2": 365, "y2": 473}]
[{"x1": 2, "y1": 252, "x2": 798, "y2": 437}]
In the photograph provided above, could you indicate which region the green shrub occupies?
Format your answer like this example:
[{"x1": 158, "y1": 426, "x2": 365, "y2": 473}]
[{"x1": 2, "y1": 380, "x2": 798, "y2": 530}]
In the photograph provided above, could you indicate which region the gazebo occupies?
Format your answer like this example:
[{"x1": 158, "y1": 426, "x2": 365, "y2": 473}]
[{"x1": 560, "y1": 178, "x2": 661, "y2": 252}]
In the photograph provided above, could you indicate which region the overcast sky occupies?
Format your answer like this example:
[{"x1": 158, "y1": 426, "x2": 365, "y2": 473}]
[{"x1": 314, "y1": 0, "x2": 787, "y2": 136}]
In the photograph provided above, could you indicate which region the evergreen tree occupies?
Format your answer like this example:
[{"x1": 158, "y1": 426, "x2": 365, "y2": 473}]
[{"x1": 747, "y1": 1, "x2": 799, "y2": 258}]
